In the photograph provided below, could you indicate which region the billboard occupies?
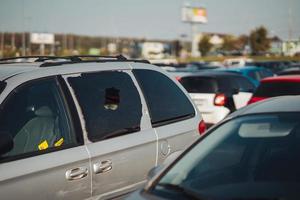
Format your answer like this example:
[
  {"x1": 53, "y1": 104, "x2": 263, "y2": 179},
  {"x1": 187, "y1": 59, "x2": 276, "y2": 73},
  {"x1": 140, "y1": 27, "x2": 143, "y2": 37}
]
[
  {"x1": 30, "y1": 33, "x2": 55, "y2": 44},
  {"x1": 182, "y1": 6, "x2": 207, "y2": 23}
]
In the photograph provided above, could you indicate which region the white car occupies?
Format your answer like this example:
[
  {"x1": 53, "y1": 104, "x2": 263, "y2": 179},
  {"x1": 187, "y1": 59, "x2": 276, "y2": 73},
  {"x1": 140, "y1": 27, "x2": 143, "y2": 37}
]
[{"x1": 174, "y1": 71, "x2": 255, "y2": 127}]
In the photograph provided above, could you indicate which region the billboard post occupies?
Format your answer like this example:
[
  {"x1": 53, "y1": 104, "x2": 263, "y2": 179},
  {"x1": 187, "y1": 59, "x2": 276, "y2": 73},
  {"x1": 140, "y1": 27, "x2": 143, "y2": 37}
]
[{"x1": 182, "y1": 5, "x2": 207, "y2": 57}]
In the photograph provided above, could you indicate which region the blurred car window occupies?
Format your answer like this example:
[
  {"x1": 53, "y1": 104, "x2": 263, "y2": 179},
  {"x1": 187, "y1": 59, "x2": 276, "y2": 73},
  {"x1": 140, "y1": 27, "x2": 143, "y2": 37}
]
[
  {"x1": 68, "y1": 71, "x2": 142, "y2": 141},
  {"x1": 133, "y1": 69, "x2": 195, "y2": 126}
]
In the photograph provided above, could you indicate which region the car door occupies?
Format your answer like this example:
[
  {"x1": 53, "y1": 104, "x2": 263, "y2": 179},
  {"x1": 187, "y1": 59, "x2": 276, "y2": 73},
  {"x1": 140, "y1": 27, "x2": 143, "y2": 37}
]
[
  {"x1": 0, "y1": 77, "x2": 91, "y2": 200},
  {"x1": 133, "y1": 69, "x2": 200, "y2": 166},
  {"x1": 64, "y1": 70, "x2": 157, "y2": 199}
]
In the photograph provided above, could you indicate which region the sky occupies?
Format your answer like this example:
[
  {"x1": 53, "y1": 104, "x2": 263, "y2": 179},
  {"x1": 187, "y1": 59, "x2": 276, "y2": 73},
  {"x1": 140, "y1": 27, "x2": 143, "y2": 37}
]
[{"x1": 0, "y1": 0, "x2": 299, "y2": 40}]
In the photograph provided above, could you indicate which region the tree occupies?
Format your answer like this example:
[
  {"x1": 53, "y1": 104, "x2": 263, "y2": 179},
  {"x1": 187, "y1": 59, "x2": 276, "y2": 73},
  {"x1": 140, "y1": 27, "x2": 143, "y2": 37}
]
[
  {"x1": 220, "y1": 35, "x2": 236, "y2": 51},
  {"x1": 249, "y1": 26, "x2": 271, "y2": 55},
  {"x1": 198, "y1": 35, "x2": 212, "y2": 56}
]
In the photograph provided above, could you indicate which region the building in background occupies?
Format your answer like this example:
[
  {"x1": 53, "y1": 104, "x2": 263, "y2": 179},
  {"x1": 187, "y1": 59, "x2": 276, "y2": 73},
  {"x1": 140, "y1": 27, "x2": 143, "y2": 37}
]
[{"x1": 282, "y1": 39, "x2": 300, "y2": 56}]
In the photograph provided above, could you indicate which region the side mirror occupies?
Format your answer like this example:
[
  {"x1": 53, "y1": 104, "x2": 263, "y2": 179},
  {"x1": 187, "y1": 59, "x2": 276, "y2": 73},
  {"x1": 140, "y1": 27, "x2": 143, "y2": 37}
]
[
  {"x1": 0, "y1": 132, "x2": 13, "y2": 156},
  {"x1": 147, "y1": 165, "x2": 163, "y2": 180}
]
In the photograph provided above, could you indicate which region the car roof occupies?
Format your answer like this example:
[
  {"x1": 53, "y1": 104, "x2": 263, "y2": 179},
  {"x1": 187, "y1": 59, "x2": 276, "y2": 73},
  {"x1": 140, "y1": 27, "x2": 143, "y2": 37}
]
[
  {"x1": 224, "y1": 66, "x2": 261, "y2": 71},
  {"x1": 0, "y1": 63, "x2": 40, "y2": 80},
  {"x1": 172, "y1": 71, "x2": 245, "y2": 78},
  {"x1": 261, "y1": 75, "x2": 300, "y2": 83},
  {"x1": 229, "y1": 96, "x2": 300, "y2": 118},
  {"x1": 0, "y1": 60, "x2": 155, "y2": 81}
]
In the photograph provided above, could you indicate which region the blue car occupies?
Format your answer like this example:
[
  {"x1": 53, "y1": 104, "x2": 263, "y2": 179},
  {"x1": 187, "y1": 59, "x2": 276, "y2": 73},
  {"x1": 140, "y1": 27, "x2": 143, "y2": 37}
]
[{"x1": 217, "y1": 66, "x2": 274, "y2": 87}]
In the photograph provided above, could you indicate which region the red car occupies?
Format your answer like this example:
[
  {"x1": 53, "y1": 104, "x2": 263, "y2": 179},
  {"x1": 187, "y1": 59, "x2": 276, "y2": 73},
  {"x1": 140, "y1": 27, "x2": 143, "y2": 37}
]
[{"x1": 248, "y1": 75, "x2": 300, "y2": 104}]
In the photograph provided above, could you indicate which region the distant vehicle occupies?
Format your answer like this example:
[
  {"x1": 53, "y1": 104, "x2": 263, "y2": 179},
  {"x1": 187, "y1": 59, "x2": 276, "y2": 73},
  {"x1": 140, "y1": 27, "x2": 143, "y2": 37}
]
[
  {"x1": 248, "y1": 75, "x2": 300, "y2": 104},
  {"x1": 249, "y1": 61, "x2": 291, "y2": 74},
  {"x1": 173, "y1": 71, "x2": 255, "y2": 126},
  {"x1": 217, "y1": 66, "x2": 274, "y2": 87},
  {"x1": 223, "y1": 57, "x2": 253, "y2": 67},
  {"x1": 0, "y1": 55, "x2": 203, "y2": 199},
  {"x1": 142, "y1": 42, "x2": 168, "y2": 60},
  {"x1": 128, "y1": 96, "x2": 300, "y2": 200},
  {"x1": 277, "y1": 64, "x2": 300, "y2": 75}
]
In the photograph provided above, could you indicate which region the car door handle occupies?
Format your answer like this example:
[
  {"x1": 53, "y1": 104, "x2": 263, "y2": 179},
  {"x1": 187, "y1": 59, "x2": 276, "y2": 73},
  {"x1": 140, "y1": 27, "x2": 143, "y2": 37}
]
[
  {"x1": 65, "y1": 167, "x2": 88, "y2": 181},
  {"x1": 93, "y1": 160, "x2": 112, "y2": 174}
]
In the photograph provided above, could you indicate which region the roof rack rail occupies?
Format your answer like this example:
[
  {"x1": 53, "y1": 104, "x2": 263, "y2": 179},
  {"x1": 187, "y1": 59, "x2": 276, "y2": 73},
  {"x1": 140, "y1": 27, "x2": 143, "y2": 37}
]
[
  {"x1": 65, "y1": 55, "x2": 128, "y2": 62},
  {"x1": 39, "y1": 57, "x2": 150, "y2": 68},
  {"x1": 0, "y1": 56, "x2": 70, "y2": 63}
]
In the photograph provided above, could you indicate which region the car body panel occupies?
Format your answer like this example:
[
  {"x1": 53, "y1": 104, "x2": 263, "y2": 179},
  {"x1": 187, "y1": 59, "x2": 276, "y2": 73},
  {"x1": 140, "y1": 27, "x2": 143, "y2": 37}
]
[
  {"x1": 189, "y1": 93, "x2": 230, "y2": 124},
  {"x1": 0, "y1": 146, "x2": 91, "y2": 200},
  {"x1": 233, "y1": 91, "x2": 252, "y2": 109}
]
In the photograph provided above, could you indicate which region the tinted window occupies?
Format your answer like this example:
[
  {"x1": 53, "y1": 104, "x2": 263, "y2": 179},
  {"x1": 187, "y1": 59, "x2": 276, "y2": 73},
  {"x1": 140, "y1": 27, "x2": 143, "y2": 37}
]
[
  {"x1": 68, "y1": 71, "x2": 142, "y2": 141},
  {"x1": 234, "y1": 76, "x2": 255, "y2": 92},
  {"x1": 0, "y1": 78, "x2": 76, "y2": 160},
  {"x1": 133, "y1": 69, "x2": 195, "y2": 126},
  {"x1": 0, "y1": 81, "x2": 6, "y2": 95},
  {"x1": 254, "y1": 81, "x2": 300, "y2": 97},
  {"x1": 217, "y1": 76, "x2": 235, "y2": 93},
  {"x1": 248, "y1": 71, "x2": 260, "y2": 81},
  {"x1": 180, "y1": 77, "x2": 217, "y2": 93}
]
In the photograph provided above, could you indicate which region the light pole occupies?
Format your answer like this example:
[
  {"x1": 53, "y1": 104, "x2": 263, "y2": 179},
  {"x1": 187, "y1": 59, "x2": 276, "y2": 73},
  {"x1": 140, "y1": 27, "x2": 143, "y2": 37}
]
[
  {"x1": 0, "y1": 32, "x2": 4, "y2": 58},
  {"x1": 22, "y1": 0, "x2": 26, "y2": 56}
]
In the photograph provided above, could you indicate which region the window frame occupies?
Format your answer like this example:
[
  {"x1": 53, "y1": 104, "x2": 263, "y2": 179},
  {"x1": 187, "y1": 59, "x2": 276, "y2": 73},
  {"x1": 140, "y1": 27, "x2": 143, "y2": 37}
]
[
  {"x1": 132, "y1": 69, "x2": 195, "y2": 128},
  {"x1": 66, "y1": 70, "x2": 143, "y2": 142},
  {"x1": 0, "y1": 76, "x2": 83, "y2": 163}
]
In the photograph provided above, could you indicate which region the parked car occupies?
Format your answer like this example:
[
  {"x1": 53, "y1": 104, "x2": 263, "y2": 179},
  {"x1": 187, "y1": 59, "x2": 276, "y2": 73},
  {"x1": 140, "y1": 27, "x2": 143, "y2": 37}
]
[
  {"x1": 249, "y1": 61, "x2": 291, "y2": 74},
  {"x1": 0, "y1": 56, "x2": 203, "y2": 199},
  {"x1": 217, "y1": 66, "x2": 274, "y2": 87},
  {"x1": 248, "y1": 75, "x2": 300, "y2": 104},
  {"x1": 277, "y1": 66, "x2": 300, "y2": 76},
  {"x1": 128, "y1": 96, "x2": 300, "y2": 200},
  {"x1": 172, "y1": 71, "x2": 256, "y2": 127}
]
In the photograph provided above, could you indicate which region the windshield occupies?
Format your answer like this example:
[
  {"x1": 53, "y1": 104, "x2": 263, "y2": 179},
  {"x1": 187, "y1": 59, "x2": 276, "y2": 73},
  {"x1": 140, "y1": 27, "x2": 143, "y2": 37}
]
[{"x1": 151, "y1": 113, "x2": 300, "y2": 199}]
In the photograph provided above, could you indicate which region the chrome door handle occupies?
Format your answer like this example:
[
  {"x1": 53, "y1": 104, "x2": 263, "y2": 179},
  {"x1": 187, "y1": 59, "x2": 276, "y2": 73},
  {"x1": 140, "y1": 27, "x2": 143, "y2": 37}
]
[
  {"x1": 93, "y1": 160, "x2": 112, "y2": 174},
  {"x1": 66, "y1": 167, "x2": 88, "y2": 180}
]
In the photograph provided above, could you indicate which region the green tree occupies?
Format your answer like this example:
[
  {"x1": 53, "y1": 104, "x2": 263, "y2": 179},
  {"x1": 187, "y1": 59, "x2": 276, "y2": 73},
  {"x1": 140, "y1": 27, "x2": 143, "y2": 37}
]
[
  {"x1": 198, "y1": 35, "x2": 212, "y2": 56},
  {"x1": 220, "y1": 35, "x2": 236, "y2": 51},
  {"x1": 249, "y1": 26, "x2": 270, "y2": 55}
]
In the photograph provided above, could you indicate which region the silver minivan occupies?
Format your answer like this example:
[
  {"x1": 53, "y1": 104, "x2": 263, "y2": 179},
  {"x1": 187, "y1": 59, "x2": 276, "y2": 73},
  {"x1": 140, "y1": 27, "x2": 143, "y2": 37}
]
[{"x1": 0, "y1": 56, "x2": 203, "y2": 199}]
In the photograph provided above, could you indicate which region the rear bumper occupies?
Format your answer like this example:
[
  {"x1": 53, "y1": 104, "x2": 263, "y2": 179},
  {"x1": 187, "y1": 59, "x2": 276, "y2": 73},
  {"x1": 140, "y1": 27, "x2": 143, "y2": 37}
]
[{"x1": 197, "y1": 106, "x2": 230, "y2": 125}]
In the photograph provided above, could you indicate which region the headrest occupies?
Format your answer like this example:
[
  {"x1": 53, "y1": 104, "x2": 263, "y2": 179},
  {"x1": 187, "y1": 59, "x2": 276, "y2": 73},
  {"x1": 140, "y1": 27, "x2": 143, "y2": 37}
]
[{"x1": 35, "y1": 106, "x2": 53, "y2": 117}]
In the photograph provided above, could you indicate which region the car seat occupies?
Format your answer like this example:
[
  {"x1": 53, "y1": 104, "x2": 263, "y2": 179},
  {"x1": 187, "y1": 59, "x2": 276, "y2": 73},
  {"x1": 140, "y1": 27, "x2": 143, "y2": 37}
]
[{"x1": 8, "y1": 106, "x2": 59, "y2": 156}]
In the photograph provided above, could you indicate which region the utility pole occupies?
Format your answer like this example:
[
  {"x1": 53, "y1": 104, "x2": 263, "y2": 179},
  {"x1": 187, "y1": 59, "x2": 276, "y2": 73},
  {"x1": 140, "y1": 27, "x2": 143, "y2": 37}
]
[
  {"x1": 22, "y1": 0, "x2": 26, "y2": 56},
  {"x1": 0, "y1": 32, "x2": 4, "y2": 58},
  {"x1": 288, "y1": 2, "x2": 293, "y2": 40},
  {"x1": 191, "y1": 23, "x2": 200, "y2": 57},
  {"x1": 11, "y1": 33, "x2": 15, "y2": 50}
]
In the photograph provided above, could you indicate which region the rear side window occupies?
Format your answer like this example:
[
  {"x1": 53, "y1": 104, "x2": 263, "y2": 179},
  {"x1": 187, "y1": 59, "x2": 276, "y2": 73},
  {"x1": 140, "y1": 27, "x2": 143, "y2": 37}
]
[
  {"x1": 254, "y1": 81, "x2": 300, "y2": 97},
  {"x1": 133, "y1": 69, "x2": 195, "y2": 126},
  {"x1": 180, "y1": 77, "x2": 217, "y2": 93},
  {"x1": 68, "y1": 71, "x2": 142, "y2": 141}
]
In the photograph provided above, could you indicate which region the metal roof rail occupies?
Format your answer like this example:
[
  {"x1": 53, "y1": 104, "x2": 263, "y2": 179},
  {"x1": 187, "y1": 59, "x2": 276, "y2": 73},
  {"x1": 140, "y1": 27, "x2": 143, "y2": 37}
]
[
  {"x1": 0, "y1": 56, "x2": 69, "y2": 63},
  {"x1": 65, "y1": 54, "x2": 128, "y2": 61},
  {"x1": 39, "y1": 57, "x2": 150, "y2": 67}
]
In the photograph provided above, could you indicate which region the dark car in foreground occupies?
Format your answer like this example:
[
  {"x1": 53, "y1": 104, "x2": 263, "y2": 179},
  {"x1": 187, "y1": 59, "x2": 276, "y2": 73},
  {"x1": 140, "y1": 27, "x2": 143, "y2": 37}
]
[{"x1": 128, "y1": 96, "x2": 300, "y2": 200}]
